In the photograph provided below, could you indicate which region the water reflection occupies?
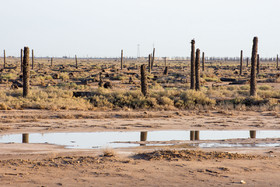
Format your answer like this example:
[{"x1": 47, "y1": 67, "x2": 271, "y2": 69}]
[
  {"x1": 190, "y1": 131, "x2": 200, "y2": 141},
  {"x1": 0, "y1": 130, "x2": 279, "y2": 149},
  {"x1": 190, "y1": 131, "x2": 195, "y2": 141},
  {"x1": 250, "y1": 130, "x2": 256, "y2": 138},
  {"x1": 22, "y1": 133, "x2": 29, "y2": 143},
  {"x1": 140, "y1": 131, "x2": 148, "y2": 146},
  {"x1": 195, "y1": 131, "x2": 200, "y2": 140}
]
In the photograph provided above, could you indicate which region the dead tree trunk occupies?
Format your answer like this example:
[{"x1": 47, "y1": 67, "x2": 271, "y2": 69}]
[
  {"x1": 32, "y1": 49, "x2": 34, "y2": 69},
  {"x1": 121, "y1": 49, "x2": 123, "y2": 70},
  {"x1": 190, "y1": 40, "x2": 195, "y2": 89},
  {"x1": 202, "y1": 52, "x2": 205, "y2": 72},
  {"x1": 250, "y1": 37, "x2": 258, "y2": 96},
  {"x1": 20, "y1": 49, "x2": 23, "y2": 72},
  {"x1": 23, "y1": 47, "x2": 30, "y2": 97},
  {"x1": 3, "y1": 50, "x2": 6, "y2": 69},
  {"x1": 240, "y1": 50, "x2": 243, "y2": 75},
  {"x1": 140, "y1": 64, "x2": 148, "y2": 96},
  {"x1": 75, "y1": 55, "x2": 78, "y2": 69},
  {"x1": 195, "y1": 48, "x2": 200, "y2": 91}
]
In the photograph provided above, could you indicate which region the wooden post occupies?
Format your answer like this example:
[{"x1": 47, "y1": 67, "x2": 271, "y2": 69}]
[
  {"x1": 151, "y1": 48, "x2": 155, "y2": 70},
  {"x1": 163, "y1": 66, "x2": 168, "y2": 75},
  {"x1": 190, "y1": 40, "x2": 195, "y2": 90},
  {"x1": 148, "y1": 54, "x2": 151, "y2": 73},
  {"x1": 51, "y1": 57, "x2": 53, "y2": 67},
  {"x1": 202, "y1": 52, "x2": 205, "y2": 72},
  {"x1": 75, "y1": 55, "x2": 78, "y2": 69},
  {"x1": 20, "y1": 49, "x2": 23, "y2": 72},
  {"x1": 22, "y1": 133, "x2": 29, "y2": 143},
  {"x1": 195, "y1": 48, "x2": 200, "y2": 91},
  {"x1": 257, "y1": 54, "x2": 260, "y2": 75},
  {"x1": 140, "y1": 64, "x2": 148, "y2": 96},
  {"x1": 250, "y1": 37, "x2": 258, "y2": 96},
  {"x1": 121, "y1": 50, "x2": 123, "y2": 70},
  {"x1": 246, "y1": 57, "x2": 249, "y2": 67},
  {"x1": 240, "y1": 50, "x2": 243, "y2": 75},
  {"x1": 98, "y1": 72, "x2": 103, "y2": 87},
  {"x1": 277, "y1": 54, "x2": 279, "y2": 69},
  {"x1": 3, "y1": 50, "x2": 6, "y2": 69},
  {"x1": 23, "y1": 47, "x2": 30, "y2": 97},
  {"x1": 32, "y1": 49, "x2": 34, "y2": 69}
]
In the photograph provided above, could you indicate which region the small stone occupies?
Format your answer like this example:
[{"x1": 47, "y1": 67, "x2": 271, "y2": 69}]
[{"x1": 240, "y1": 180, "x2": 246, "y2": 184}]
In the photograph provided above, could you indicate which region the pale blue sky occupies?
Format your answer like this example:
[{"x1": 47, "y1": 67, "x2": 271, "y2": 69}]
[{"x1": 1, "y1": 0, "x2": 279, "y2": 58}]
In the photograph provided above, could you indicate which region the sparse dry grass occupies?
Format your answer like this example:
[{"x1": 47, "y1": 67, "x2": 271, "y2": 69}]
[{"x1": 0, "y1": 57, "x2": 279, "y2": 111}]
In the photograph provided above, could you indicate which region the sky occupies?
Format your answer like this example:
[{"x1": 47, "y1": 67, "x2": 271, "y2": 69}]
[{"x1": 0, "y1": 0, "x2": 280, "y2": 58}]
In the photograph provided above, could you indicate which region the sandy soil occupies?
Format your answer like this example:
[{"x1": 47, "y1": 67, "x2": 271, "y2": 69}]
[{"x1": 0, "y1": 110, "x2": 280, "y2": 186}]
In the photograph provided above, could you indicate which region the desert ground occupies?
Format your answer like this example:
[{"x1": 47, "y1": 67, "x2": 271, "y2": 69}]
[{"x1": 0, "y1": 57, "x2": 280, "y2": 186}]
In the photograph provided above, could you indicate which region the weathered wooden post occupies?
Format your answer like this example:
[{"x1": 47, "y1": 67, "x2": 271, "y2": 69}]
[
  {"x1": 148, "y1": 54, "x2": 151, "y2": 73},
  {"x1": 22, "y1": 133, "x2": 29, "y2": 143},
  {"x1": 195, "y1": 48, "x2": 200, "y2": 91},
  {"x1": 121, "y1": 50, "x2": 123, "y2": 70},
  {"x1": 250, "y1": 37, "x2": 258, "y2": 96},
  {"x1": 98, "y1": 72, "x2": 103, "y2": 87},
  {"x1": 190, "y1": 40, "x2": 195, "y2": 90},
  {"x1": 32, "y1": 49, "x2": 34, "y2": 69},
  {"x1": 240, "y1": 50, "x2": 243, "y2": 75},
  {"x1": 257, "y1": 54, "x2": 260, "y2": 75},
  {"x1": 163, "y1": 66, "x2": 168, "y2": 75},
  {"x1": 51, "y1": 57, "x2": 53, "y2": 67},
  {"x1": 246, "y1": 57, "x2": 249, "y2": 67},
  {"x1": 250, "y1": 130, "x2": 256, "y2": 139},
  {"x1": 202, "y1": 52, "x2": 205, "y2": 72},
  {"x1": 277, "y1": 54, "x2": 279, "y2": 69},
  {"x1": 140, "y1": 64, "x2": 148, "y2": 96},
  {"x1": 20, "y1": 49, "x2": 23, "y2": 72},
  {"x1": 3, "y1": 50, "x2": 6, "y2": 69},
  {"x1": 75, "y1": 55, "x2": 78, "y2": 69},
  {"x1": 151, "y1": 48, "x2": 155, "y2": 70},
  {"x1": 23, "y1": 47, "x2": 30, "y2": 97}
]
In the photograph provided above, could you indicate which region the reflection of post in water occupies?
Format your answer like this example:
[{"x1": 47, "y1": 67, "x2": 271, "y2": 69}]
[
  {"x1": 140, "y1": 131, "x2": 148, "y2": 146},
  {"x1": 22, "y1": 133, "x2": 29, "y2": 143},
  {"x1": 190, "y1": 131, "x2": 195, "y2": 141},
  {"x1": 195, "y1": 131, "x2": 200, "y2": 140},
  {"x1": 190, "y1": 131, "x2": 200, "y2": 141},
  {"x1": 250, "y1": 130, "x2": 256, "y2": 139}
]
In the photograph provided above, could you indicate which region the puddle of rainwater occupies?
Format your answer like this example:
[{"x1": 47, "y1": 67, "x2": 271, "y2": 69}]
[{"x1": 0, "y1": 130, "x2": 279, "y2": 149}]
